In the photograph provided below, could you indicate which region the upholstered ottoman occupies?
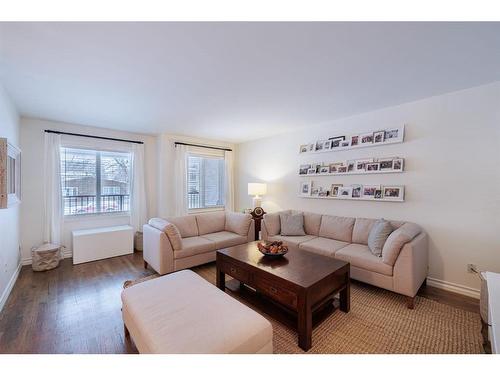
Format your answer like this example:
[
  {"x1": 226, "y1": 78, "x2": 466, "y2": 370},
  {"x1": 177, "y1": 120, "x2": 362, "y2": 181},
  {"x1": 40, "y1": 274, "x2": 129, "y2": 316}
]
[{"x1": 121, "y1": 270, "x2": 273, "y2": 354}]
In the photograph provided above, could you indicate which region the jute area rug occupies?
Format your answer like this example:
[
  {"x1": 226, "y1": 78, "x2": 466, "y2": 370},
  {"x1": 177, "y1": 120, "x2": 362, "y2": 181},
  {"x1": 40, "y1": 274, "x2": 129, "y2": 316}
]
[{"x1": 124, "y1": 264, "x2": 483, "y2": 354}]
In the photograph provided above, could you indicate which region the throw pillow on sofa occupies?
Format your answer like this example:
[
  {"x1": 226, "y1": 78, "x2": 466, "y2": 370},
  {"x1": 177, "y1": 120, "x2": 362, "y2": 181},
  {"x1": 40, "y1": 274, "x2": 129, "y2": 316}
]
[
  {"x1": 367, "y1": 219, "x2": 394, "y2": 257},
  {"x1": 280, "y1": 213, "x2": 306, "y2": 236}
]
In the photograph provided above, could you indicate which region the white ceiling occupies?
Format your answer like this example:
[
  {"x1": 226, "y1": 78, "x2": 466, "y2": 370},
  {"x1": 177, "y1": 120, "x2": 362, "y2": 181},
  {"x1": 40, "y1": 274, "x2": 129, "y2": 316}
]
[{"x1": 1, "y1": 22, "x2": 499, "y2": 143}]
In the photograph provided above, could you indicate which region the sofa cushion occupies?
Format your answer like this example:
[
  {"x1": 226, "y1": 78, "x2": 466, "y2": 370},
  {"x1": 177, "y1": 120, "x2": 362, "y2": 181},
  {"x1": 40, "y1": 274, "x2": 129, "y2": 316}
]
[
  {"x1": 367, "y1": 219, "x2": 394, "y2": 257},
  {"x1": 225, "y1": 212, "x2": 252, "y2": 236},
  {"x1": 167, "y1": 215, "x2": 198, "y2": 238},
  {"x1": 335, "y1": 244, "x2": 393, "y2": 276},
  {"x1": 267, "y1": 235, "x2": 317, "y2": 250},
  {"x1": 382, "y1": 222, "x2": 422, "y2": 265},
  {"x1": 201, "y1": 231, "x2": 247, "y2": 249},
  {"x1": 263, "y1": 213, "x2": 280, "y2": 236},
  {"x1": 319, "y1": 215, "x2": 355, "y2": 243},
  {"x1": 148, "y1": 218, "x2": 183, "y2": 250},
  {"x1": 196, "y1": 212, "x2": 226, "y2": 235},
  {"x1": 299, "y1": 237, "x2": 349, "y2": 258},
  {"x1": 280, "y1": 213, "x2": 306, "y2": 236},
  {"x1": 174, "y1": 236, "x2": 216, "y2": 259},
  {"x1": 303, "y1": 212, "x2": 322, "y2": 236},
  {"x1": 352, "y1": 218, "x2": 377, "y2": 245}
]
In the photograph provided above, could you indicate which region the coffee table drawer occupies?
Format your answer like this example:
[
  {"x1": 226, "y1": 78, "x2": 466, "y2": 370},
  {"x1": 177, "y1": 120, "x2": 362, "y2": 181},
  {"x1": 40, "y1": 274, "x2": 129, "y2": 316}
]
[
  {"x1": 220, "y1": 261, "x2": 250, "y2": 284},
  {"x1": 254, "y1": 277, "x2": 297, "y2": 309}
]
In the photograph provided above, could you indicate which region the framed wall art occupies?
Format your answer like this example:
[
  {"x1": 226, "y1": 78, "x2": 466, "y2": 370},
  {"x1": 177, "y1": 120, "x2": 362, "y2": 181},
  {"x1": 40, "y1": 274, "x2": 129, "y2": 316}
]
[{"x1": 0, "y1": 138, "x2": 21, "y2": 208}]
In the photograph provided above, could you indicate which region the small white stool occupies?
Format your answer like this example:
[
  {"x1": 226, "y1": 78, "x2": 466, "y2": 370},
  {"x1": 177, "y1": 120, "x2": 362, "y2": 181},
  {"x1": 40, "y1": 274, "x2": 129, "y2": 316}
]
[{"x1": 31, "y1": 243, "x2": 61, "y2": 271}]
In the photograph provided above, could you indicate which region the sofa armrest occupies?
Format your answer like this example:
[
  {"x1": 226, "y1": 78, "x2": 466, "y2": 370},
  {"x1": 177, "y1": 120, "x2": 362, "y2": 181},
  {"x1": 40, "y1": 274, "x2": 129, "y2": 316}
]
[
  {"x1": 143, "y1": 224, "x2": 175, "y2": 275},
  {"x1": 393, "y1": 232, "x2": 429, "y2": 297},
  {"x1": 148, "y1": 218, "x2": 182, "y2": 250},
  {"x1": 247, "y1": 220, "x2": 255, "y2": 242}
]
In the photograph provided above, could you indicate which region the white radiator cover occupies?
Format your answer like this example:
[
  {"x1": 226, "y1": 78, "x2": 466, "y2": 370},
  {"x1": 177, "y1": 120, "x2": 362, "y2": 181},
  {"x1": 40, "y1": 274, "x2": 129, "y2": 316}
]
[{"x1": 72, "y1": 225, "x2": 134, "y2": 264}]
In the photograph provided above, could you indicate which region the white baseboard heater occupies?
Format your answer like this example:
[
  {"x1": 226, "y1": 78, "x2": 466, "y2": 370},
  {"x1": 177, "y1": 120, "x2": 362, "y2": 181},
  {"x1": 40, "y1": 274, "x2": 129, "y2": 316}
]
[{"x1": 72, "y1": 225, "x2": 134, "y2": 264}]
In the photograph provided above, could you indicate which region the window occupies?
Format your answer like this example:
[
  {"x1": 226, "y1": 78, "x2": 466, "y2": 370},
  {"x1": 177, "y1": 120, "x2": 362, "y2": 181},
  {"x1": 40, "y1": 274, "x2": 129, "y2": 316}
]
[
  {"x1": 187, "y1": 154, "x2": 225, "y2": 210},
  {"x1": 60, "y1": 147, "x2": 131, "y2": 215}
]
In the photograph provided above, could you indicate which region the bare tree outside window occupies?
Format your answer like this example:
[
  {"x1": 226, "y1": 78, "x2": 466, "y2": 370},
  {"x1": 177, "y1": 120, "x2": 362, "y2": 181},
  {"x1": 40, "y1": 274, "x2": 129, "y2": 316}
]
[{"x1": 61, "y1": 148, "x2": 131, "y2": 215}]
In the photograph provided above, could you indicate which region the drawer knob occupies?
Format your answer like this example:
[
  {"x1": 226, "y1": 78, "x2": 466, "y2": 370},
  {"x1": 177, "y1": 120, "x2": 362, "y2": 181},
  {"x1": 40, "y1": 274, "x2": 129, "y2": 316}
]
[
  {"x1": 230, "y1": 267, "x2": 236, "y2": 273},
  {"x1": 269, "y1": 286, "x2": 277, "y2": 294}
]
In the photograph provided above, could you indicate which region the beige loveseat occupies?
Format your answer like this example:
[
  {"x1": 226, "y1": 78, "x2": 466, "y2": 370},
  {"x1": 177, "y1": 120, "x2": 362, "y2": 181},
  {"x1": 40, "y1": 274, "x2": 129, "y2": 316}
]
[
  {"x1": 262, "y1": 210, "x2": 428, "y2": 308},
  {"x1": 143, "y1": 211, "x2": 254, "y2": 275}
]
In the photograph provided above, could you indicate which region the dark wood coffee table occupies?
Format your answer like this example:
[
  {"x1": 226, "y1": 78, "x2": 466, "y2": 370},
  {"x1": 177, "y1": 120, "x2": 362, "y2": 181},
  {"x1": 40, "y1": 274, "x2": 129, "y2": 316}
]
[{"x1": 216, "y1": 241, "x2": 350, "y2": 351}]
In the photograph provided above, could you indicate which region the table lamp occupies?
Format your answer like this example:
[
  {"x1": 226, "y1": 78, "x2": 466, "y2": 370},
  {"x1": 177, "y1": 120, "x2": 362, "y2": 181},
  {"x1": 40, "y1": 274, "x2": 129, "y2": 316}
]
[{"x1": 248, "y1": 183, "x2": 267, "y2": 208}]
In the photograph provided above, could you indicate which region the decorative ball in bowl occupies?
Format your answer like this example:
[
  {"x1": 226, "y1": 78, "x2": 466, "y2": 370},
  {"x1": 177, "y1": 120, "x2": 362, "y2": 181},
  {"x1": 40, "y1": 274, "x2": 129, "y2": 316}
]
[{"x1": 257, "y1": 241, "x2": 289, "y2": 258}]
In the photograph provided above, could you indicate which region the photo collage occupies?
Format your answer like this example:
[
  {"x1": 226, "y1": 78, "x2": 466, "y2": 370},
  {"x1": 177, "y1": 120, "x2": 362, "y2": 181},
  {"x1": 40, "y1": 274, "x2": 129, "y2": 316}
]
[
  {"x1": 299, "y1": 156, "x2": 404, "y2": 176},
  {"x1": 299, "y1": 126, "x2": 404, "y2": 154},
  {"x1": 300, "y1": 181, "x2": 405, "y2": 201}
]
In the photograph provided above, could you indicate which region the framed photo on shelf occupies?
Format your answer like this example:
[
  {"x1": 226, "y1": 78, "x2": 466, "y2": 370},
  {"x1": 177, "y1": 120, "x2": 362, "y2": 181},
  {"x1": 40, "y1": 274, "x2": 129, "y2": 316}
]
[
  {"x1": 366, "y1": 162, "x2": 380, "y2": 172},
  {"x1": 393, "y1": 158, "x2": 404, "y2": 171},
  {"x1": 329, "y1": 163, "x2": 344, "y2": 173},
  {"x1": 383, "y1": 186, "x2": 405, "y2": 200},
  {"x1": 350, "y1": 135, "x2": 359, "y2": 146},
  {"x1": 338, "y1": 186, "x2": 353, "y2": 198},
  {"x1": 373, "y1": 131, "x2": 385, "y2": 143},
  {"x1": 330, "y1": 136, "x2": 344, "y2": 148},
  {"x1": 307, "y1": 167, "x2": 316, "y2": 175},
  {"x1": 318, "y1": 187, "x2": 328, "y2": 197},
  {"x1": 300, "y1": 181, "x2": 312, "y2": 196},
  {"x1": 360, "y1": 133, "x2": 373, "y2": 144},
  {"x1": 322, "y1": 140, "x2": 332, "y2": 151},
  {"x1": 378, "y1": 158, "x2": 394, "y2": 170},
  {"x1": 374, "y1": 189, "x2": 383, "y2": 199},
  {"x1": 363, "y1": 185, "x2": 380, "y2": 198},
  {"x1": 299, "y1": 144, "x2": 309, "y2": 153},
  {"x1": 337, "y1": 166, "x2": 347, "y2": 173},
  {"x1": 340, "y1": 139, "x2": 351, "y2": 147},
  {"x1": 330, "y1": 184, "x2": 343, "y2": 197},
  {"x1": 384, "y1": 127, "x2": 404, "y2": 142},
  {"x1": 347, "y1": 160, "x2": 355, "y2": 172},
  {"x1": 319, "y1": 165, "x2": 330, "y2": 174},
  {"x1": 311, "y1": 183, "x2": 320, "y2": 197},
  {"x1": 299, "y1": 164, "x2": 311, "y2": 175},
  {"x1": 355, "y1": 158, "x2": 373, "y2": 171},
  {"x1": 352, "y1": 185, "x2": 362, "y2": 198},
  {"x1": 315, "y1": 140, "x2": 325, "y2": 151}
]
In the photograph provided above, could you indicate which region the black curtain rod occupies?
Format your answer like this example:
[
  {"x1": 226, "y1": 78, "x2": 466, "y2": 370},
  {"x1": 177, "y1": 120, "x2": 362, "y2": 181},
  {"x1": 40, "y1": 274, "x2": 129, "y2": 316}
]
[
  {"x1": 44, "y1": 130, "x2": 144, "y2": 144},
  {"x1": 174, "y1": 141, "x2": 232, "y2": 152}
]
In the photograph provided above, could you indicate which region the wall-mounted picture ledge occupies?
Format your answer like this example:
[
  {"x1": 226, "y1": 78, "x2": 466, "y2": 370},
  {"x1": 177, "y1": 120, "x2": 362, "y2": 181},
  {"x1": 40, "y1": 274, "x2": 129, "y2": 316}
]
[{"x1": 299, "y1": 125, "x2": 405, "y2": 154}]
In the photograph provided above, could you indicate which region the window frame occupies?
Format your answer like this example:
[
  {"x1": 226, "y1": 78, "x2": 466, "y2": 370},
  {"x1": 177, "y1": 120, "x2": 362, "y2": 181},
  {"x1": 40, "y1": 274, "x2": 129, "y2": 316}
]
[
  {"x1": 60, "y1": 146, "x2": 132, "y2": 217},
  {"x1": 187, "y1": 149, "x2": 225, "y2": 213}
]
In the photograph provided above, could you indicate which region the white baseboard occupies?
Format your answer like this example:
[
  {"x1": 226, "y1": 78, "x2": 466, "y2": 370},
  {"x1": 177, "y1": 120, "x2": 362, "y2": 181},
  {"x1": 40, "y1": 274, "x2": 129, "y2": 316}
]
[
  {"x1": 0, "y1": 262, "x2": 22, "y2": 313},
  {"x1": 427, "y1": 277, "x2": 480, "y2": 299},
  {"x1": 21, "y1": 249, "x2": 73, "y2": 266}
]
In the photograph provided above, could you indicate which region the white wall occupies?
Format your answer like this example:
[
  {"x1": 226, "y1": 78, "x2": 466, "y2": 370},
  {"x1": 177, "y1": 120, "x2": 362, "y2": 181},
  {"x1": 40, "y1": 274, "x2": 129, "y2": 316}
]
[
  {"x1": 236, "y1": 82, "x2": 500, "y2": 294},
  {"x1": 0, "y1": 84, "x2": 21, "y2": 311},
  {"x1": 19, "y1": 118, "x2": 159, "y2": 261}
]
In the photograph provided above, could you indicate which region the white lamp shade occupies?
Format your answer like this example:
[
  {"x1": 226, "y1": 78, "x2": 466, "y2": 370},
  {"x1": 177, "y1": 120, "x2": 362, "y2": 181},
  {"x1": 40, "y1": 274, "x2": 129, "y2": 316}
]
[{"x1": 248, "y1": 183, "x2": 267, "y2": 196}]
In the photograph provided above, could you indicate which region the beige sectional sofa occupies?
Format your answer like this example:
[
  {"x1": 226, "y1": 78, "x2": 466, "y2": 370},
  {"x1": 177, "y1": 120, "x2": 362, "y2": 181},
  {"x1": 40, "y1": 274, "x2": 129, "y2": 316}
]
[
  {"x1": 262, "y1": 210, "x2": 428, "y2": 308},
  {"x1": 143, "y1": 211, "x2": 254, "y2": 275}
]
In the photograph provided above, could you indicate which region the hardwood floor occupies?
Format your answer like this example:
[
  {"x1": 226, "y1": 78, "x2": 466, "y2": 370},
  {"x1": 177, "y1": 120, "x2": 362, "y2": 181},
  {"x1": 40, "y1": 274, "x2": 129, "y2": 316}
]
[{"x1": 0, "y1": 253, "x2": 479, "y2": 354}]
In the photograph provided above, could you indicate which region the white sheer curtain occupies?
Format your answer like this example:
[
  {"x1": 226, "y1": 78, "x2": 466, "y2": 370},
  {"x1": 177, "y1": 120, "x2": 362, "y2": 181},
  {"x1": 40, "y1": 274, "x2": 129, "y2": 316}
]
[
  {"x1": 130, "y1": 143, "x2": 148, "y2": 233},
  {"x1": 174, "y1": 144, "x2": 188, "y2": 216},
  {"x1": 224, "y1": 150, "x2": 234, "y2": 212},
  {"x1": 43, "y1": 133, "x2": 62, "y2": 245}
]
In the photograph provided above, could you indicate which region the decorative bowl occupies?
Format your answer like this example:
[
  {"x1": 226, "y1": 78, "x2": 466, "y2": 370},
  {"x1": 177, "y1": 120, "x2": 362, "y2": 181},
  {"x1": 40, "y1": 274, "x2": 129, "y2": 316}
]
[{"x1": 257, "y1": 241, "x2": 289, "y2": 257}]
